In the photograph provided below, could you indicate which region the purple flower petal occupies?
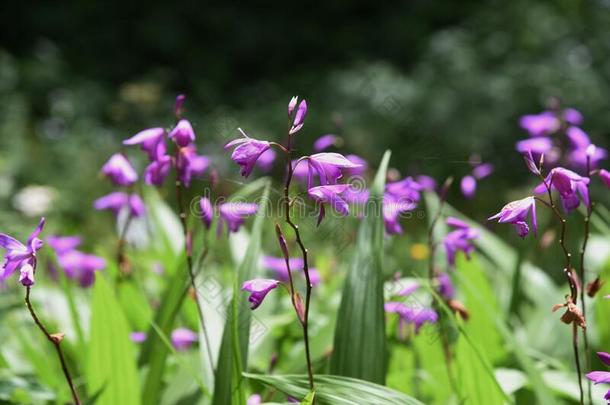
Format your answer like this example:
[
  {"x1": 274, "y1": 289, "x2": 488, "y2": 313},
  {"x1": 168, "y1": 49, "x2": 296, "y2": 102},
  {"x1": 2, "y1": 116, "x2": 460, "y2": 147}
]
[
  {"x1": 563, "y1": 108, "x2": 583, "y2": 125},
  {"x1": 516, "y1": 137, "x2": 553, "y2": 154},
  {"x1": 313, "y1": 134, "x2": 340, "y2": 152},
  {"x1": 225, "y1": 129, "x2": 271, "y2": 178},
  {"x1": 218, "y1": 202, "x2": 259, "y2": 233},
  {"x1": 460, "y1": 175, "x2": 477, "y2": 199},
  {"x1": 47, "y1": 236, "x2": 82, "y2": 254},
  {"x1": 200, "y1": 197, "x2": 214, "y2": 229},
  {"x1": 566, "y1": 126, "x2": 591, "y2": 149},
  {"x1": 586, "y1": 371, "x2": 610, "y2": 384},
  {"x1": 130, "y1": 331, "x2": 147, "y2": 343},
  {"x1": 472, "y1": 163, "x2": 493, "y2": 180},
  {"x1": 123, "y1": 127, "x2": 166, "y2": 161},
  {"x1": 101, "y1": 154, "x2": 138, "y2": 186},
  {"x1": 19, "y1": 263, "x2": 35, "y2": 286},
  {"x1": 600, "y1": 169, "x2": 610, "y2": 189},
  {"x1": 168, "y1": 119, "x2": 196, "y2": 147},
  {"x1": 598, "y1": 352, "x2": 610, "y2": 367},
  {"x1": 171, "y1": 328, "x2": 198, "y2": 350},
  {"x1": 241, "y1": 278, "x2": 280, "y2": 310}
]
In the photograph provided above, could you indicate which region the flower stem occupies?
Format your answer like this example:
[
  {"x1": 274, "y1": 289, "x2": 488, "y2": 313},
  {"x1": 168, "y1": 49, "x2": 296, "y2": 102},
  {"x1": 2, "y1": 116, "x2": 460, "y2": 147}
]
[
  {"x1": 536, "y1": 173, "x2": 583, "y2": 405},
  {"x1": 426, "y1": 178, "x2": 458, "y2": 396},
  {"x1": 580, "y1": 156, "x2": 593, "y2": 405},
  {"x1": 25, "y1": 287, "x2": 81, "y2": 405},
  {"x1": 174, "y1": 170, "x2": 215, "y2": 373},
  {"x1": 282, "y1": 132, "x2": 315, "y2": 390}
]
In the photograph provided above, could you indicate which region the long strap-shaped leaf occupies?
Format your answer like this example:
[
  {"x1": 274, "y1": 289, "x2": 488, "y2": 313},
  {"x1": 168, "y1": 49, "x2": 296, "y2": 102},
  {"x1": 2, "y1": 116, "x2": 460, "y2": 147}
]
[
  {"x1": 212, "y1": 180, "x2": 271, "y2": 405},
  {"x1": 330, "y1": 150, "x2": 391, "y2": 384},
  {"x1": 244, "y1": 373, "x2": 424, "y2": 405}
]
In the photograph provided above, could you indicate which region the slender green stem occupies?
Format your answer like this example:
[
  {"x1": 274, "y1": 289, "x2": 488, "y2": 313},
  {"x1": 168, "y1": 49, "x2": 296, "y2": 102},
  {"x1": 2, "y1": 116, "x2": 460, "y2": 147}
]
[
  {"x1": 281, "y1": 129, "x2": 315, "y2": 390},
  {"x1": 25, "y1": 287, "x2": 81, "y2": 405}
]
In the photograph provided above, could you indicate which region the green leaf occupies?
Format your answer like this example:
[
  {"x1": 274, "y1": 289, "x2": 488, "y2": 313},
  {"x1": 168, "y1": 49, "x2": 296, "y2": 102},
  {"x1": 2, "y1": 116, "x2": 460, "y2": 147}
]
[
  {"x1": 300, "y1": 390, "x2": 315, "y2": 404},
  {"x1": 139, "y1": 256, "x2": 189, "y2": 404},
  {"x1": 330, "y1": 150, "x2": 391, "y2": 384},
  {"x1": 86, "y1": 275, "x2": 141, "y2": 405},
  {"x1": 212, "y1": 181, "x2": 271, "y2": 405},
  {"x1": 244, "y1": 373, "x2": 424, "y2": 405}
]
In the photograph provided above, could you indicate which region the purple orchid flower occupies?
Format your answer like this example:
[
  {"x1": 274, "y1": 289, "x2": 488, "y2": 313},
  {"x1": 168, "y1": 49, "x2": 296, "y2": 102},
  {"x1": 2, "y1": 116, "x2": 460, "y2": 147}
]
[
  {"x1": 307, "y1": 184, "x2": 350, "y2": 226},
  {"x1": 123, "y1": 127, "x2": 166, "y2": 161},
  {"x1": 519, "y1": 111, "x2": 560, "y2": 137},
  {"x1": 225, "y1": 128, "x2": 272, "y2": 178},
  {"x1": 144, "y1": 155, "x2": 172, "y2": 186},
  {"x1": 218, "y1": 202, "x2": 258, "y2": 233},
  {"x1": 586, "y1": 352, "x2": 610, "y2": 403},
  {"x1": 101, "y1": 153, "x2": 138, "y2": 186},
  {"x1": 386, "y1": 177, "x2": 423, "y2": 203},
  {"x1": 171, "y1": 328, "x2": 198, "y2": 350},
  {"x1": 241, "y1": 278, "x2": 280, "y2": 310},
  {"x1": 168, "y1": 119, "x2": 196, "y2": 147},
  {"x1": 94, "y1": 192, "x2": 146, "y2": 217},
  {"x1": 489, "y1": 196, "x2": 538, "y2": 238},
  {"x1": 305, "y1": 153, "x2": 362, "y2": 188},
  {"x1": 176, "y1": 145, "x2": 209, "y2": 187},
  {"x1": 313, "y1": 134, "x2": 340, "y2": 152},
  {"x1": 565, "y1": 127, "x2": 608, "y2": 168},
  {"x1": 534, "y1": 167, "x2": 590, "y2": 213},
  {"x1": 443, "y1": 216, "x2": 479, "y2": 266},
  {"x1": 0, "y1": 217, "x2": 45, "y2": 283},
  {"x1": 383, "y1": 194, "x2": 416, "y2": 234},
  {"x1": 290, "y1": 99, "x2": 307, "y2": 134}
]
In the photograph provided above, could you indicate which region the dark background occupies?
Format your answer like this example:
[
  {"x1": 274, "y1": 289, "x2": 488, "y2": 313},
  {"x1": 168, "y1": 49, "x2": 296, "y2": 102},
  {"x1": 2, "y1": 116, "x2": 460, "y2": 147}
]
[{"x1": 1, "y1": 0, "x2": 609, "y2": 231}]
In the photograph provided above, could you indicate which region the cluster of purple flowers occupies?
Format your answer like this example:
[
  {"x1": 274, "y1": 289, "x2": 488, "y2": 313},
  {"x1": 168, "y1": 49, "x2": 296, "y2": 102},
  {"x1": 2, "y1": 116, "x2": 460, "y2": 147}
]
[{"x1": 48, "y1": 235, "x2": 106, "y2": 288}]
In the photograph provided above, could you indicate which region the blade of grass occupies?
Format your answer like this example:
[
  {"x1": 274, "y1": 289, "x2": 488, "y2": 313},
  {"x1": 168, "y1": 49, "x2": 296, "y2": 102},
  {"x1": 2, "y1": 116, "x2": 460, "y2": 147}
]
[{"x1": 330, "y1": 150, "x2": 391, "y2": 384}]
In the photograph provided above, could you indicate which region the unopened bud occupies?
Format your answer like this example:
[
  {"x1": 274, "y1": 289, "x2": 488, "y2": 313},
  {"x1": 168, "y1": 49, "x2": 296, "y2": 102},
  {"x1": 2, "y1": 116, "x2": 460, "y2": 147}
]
[
  {"x1": 275, "y1": 224, "x2": 290, "y2": 259},
  {"x1": 50, "y1": 333, "x2": 65, "y2": 343},
  {"x1": 294, "y1": 292, "x2": 305, "y2": 324},
  {"x1": 587, "y1": 277, "x2": 604, "y2": 298}
]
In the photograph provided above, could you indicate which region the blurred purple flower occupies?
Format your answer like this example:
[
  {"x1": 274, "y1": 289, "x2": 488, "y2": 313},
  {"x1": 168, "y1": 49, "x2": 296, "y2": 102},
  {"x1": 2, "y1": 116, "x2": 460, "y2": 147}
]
[
  {"x1": 256, "y1": 149, "x2": 276, "y2": 172},
  {"x1": 176, "y1": 146, "x2": 209, "y2": 187},
  {"x1": 443, "y1": 217, "x2": 479, "y2": 266},
  {"x1": 344, "y1": 154, "x2": 368, "y2": 176},
  {"x1": 515, "y1": 137, "x2": 553, "y2": 155},
  {"x1": 123, "y1": 127, "x2": 166, "y2": 161},
  {"x1": 534, "y1": 167, "x2": 590, "y2": 213},
  {"x1": 397, "y1": 282, "x2": 419, "y2": 296},
  {"x1": 600, "y1": 169, "x2": 610, "y2": 189},
  {"x1": 460, "y1": 175, "x2": 476, "y2": 199},
  {"x1": 565, "y1": 127, "x2": 608, "y2": 168},
  {"x1": 225, "y1": 129, "x2": 272, "y2": 178},
  {"x1": 56, "y1": 250, "x2": 106, "y2": 287},
  {"x1": 175, "y1": 94, "x2": 186, "y2": 117},
  {"x1": 0, "y1": 217, "x2": 45, "y2": 283},
  {"x1": 566, "y1": 127, "x2": 591, "y2": 149},
  {"x1": 168, "y1": 119, "x2": 196, "y2": 147},
  {"x1": 242, "y1": 278, "x2": 280, "y2": 310},
  {"x1": 472, "y1": 163, "x2": 494, "y2": 180},
  {"x1": 262, "y1": 256, "x2": 321, "y2": 286},
  {"x1": 200, "y1": 197, "x2": 214, "y2": 229},
  {"x1": 307, "y1": 184, "x2": 350, "y2": 226},
  {"x1": 563, "y1": 108, "x2": 583, "y2": 125},
  {"x1": 383, "y1": 194, "x2": 416, "y2": 234},
  {"x1": 247, "y1": 394, "x2": 262, "y2": 405},
  {"x1": 489, "y1": 196, "x2": 537, "y2": 238},
  {"x1": 218, "y1": 202, "x2": 258, "y2": 233},
  {"x1": 101, "y1": 153, "x2": 138, "y2": 186},
  {"x1": 47, "y1": 235, "x2": 82, "y2": 254},
  {"x1": 343, "y1": 186, "x2": 370, "y2": 206},
  {"x1": 306, "y1": 153, "x2": 362, "y2": 188},
  {"x1": 313, "y1": 134, "x2": 340, "y2": 152},
  {"x1": 519, "y1": 111, "x2": 560, "y2": 137},
  {"x1": 437, "y1": 272, "x2": 455, "y2": 300},
  {"x1": 171, "y1": 328, "x2": 198, "y2": 350},
  {"x1": 94, "y1": 192, "x2": 146, "y2": 217},
  {"x1": 130, "y1": 331, "x2": 147, "y2": 343},
  {"x1": 385, "y1": 302, "x2": 438, "y2": 333},
  {"x1": 415, "y1": 175, "x2": 437, "y2": 192}
]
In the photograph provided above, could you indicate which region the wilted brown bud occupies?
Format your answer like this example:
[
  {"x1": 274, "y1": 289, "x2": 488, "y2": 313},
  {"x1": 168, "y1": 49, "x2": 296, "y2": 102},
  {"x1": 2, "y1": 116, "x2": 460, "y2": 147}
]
[
  {"x1": 51, "y1": 333, "x2": 65, "y2": 343},
  {"x1": 448, "y1": 299, "x2": 470, "y2": 321},
  {"x1": 587, "y1": 277, "x2": 604, "y2": 298},
  {"x1": 552, "y1": 297, "x2": 586, "y2": 329}
]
